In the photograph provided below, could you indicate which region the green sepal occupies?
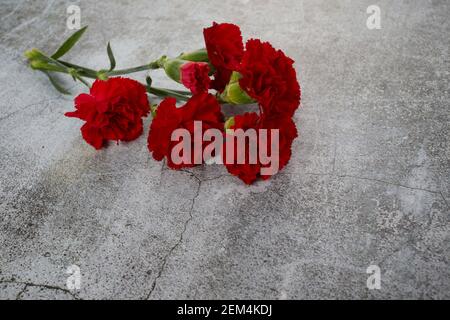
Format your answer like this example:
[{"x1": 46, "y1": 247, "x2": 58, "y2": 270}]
[
  {"x1": 150, "y1": 104, "x2": 158, "y2": 118},
  {"x1": 220, "y1": 72, "x2": 255, "y2": 105},
  {"x1": 220, "y1": 83, "x2": 254, "y2": 104},
  {"x1": 224, "y1": 117, "x2": 235, "y2": 130},
  {"x1": 229, "y1": 71, "x2": 242, "y2": 83},
  {"x1": 163, "y1": 58, "x2": 186, "y2": 83},
  {"x1": 25, "y1": 48, "x2": 46, "y2": 60},
  {"x1": 30, "y1": 60, "x2": 64, "y2": 72},
  {"x1": 96, "y1": 70, "x2": 109, "y2": 80}
]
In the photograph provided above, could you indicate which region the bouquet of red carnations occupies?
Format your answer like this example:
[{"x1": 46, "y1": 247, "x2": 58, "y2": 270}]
[{"x1": 25, "y1": 22, "x2": 301, "y2": 184}]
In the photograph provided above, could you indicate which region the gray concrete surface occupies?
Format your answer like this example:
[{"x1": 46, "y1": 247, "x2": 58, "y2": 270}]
[{"x1": 0, "y1": 0, "x2": 449, "y2": 300}]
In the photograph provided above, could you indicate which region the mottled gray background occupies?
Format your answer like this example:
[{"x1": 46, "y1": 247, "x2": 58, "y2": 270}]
[{"x1": 0, "y1": 0, "x2": 449, "y2": 300}]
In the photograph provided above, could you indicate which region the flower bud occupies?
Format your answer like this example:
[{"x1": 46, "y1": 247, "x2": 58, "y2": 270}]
[
  {"x1": 180, "y1": 62, "x2": 210, "y2": 94},
  {"x1": 178, "y1": 48, "x2": 209, "y2": 62},
  {"x1": 24, "y1": 48, "x2": 45, "y2": 60},
  {"x1": 30, "y1": 60, "x2": 63, "y2": 72},
  {"x1": 24, "y1": 48, "x2": 62, "y2": 72},
  {"x1": 29, "y1": 59, "x2": 48, "y2": 70},
  {"x1": 163, "y1": 58, "x2": 211, "y2": 94}
]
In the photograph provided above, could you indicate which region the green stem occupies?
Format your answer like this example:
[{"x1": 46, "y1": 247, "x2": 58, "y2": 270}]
[
  {"x1": 58, "y1": 60, "x2": 97, "y2": 75},
  {"x1": 165, "y1": 89, "x2": 192, "y2": 95},
  {"x1": 56, "y1": 58, "x2": 163, "y2": 79},
  {"x1": 147, "y1": 87, "x2": 191, "y2": 101},
  {"x1": 29, "y1": 51, "x2": 192, "y2": 98},
  {"x1": 39, "y1": 55, "x2": 188, "y2": 99},
  {"x1": 107, "y1": 64, "x2": 158, "y2": 76}
]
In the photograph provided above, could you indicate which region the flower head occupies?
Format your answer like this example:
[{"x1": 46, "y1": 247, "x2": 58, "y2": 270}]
[
  {"x1": 147, "y1": 93, "x2": 224, "y2": 169},
  {"x1": 239, "y1": 39, "x2": 301, "y2": 118},
  {"x1": 260, "y1": 114, "x2": 298, "y2": 173},
  {"x1": 65, "y1": 77, "x2": 149, "y2": 149},
  {"x1": 223, "y1": 112, "x2": 298, "y2": 184},
  {"x1": 222, "y1": 112, "x2": 262, "y2": 184},
  {"x1": 203, "y1": 22, "x2": 244, "y2": 92},
  {"x1": 180, "y1": 61, "x2": 211, "y2": 94}
]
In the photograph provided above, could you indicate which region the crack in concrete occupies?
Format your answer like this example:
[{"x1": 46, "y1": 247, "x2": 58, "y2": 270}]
[
  {"x1": 179, "y1": 168, "x2": 229, "y2": 183},
  {"x1": 15, "y1": 284, "x2": 28, "y2": 300},
  {"x1": 331, "y1": 129, "x2": 337, "y2": 173},
  {"x1": 158, "y1": 159, "x2": 167, "y2": 187},
  {"x1": 337, "y1": 174, "x2": 441, "y2": 194},
  {"x1": 0, "y1": 0, "x2": 56, "y2": 41},
  {"x1": 439, "y1": 192, "x2": 449, "y2": 211},
  {"x1": 146, "y1": 172, "x2": 202, "y2": 300},
  {"x1": 0, "y1": 97, "x2": 62, "y2": 122},
  {"x1": 302, "y1": 172, "x2": 442, "y2": 195},
  {"x1": 0, "y1": 279, "x2": 81, "y2": 300},
  {"x1": 0, "y1": 0, "x2": 26, "y2": 22},
  {"x1": 377, "y1": 237, "x2": 421, "y2": 268}
]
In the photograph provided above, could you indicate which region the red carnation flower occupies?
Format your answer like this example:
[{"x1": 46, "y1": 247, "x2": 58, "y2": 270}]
[
  {"x1": 260, "y1": 114, "x2": 298, "y2": 174},
  {"x1": 65, "y1": 77, "x2": 149, "y2": 149},
  {"x1": 223, "y1": 112, "x2": 262, "y2": 184},
  {"x1": 239, "y1": 39, "x2": 301, "y2": 118},
  {"x1": 203, "y1": 22, "x2": 244, "y2": 92},
  {"x1": 223, "y1": 113, "x2": 298, "y2": 184},
  {"x1": 180, "y1": 61, "x2": 211, "y2": 94},
  {"x1": 148, "y1": 93, "x2": 224, "y2": 169}
]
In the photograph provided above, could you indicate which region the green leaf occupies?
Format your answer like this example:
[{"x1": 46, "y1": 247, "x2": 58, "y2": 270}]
[
  {"x1": 43, "y1": 71, "x2": 70, "y2": 95},
  {"x1": 107, "y1": 42, "x2": 116, "y2": 71},
  {"x1": 51, "y1": 26, "x2": 88, "y2": 60}
]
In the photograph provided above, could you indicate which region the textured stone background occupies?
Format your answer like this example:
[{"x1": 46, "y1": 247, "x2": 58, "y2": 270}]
[{"x1": 0, "y1": 0, "x2": 449, "y2": 300}]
